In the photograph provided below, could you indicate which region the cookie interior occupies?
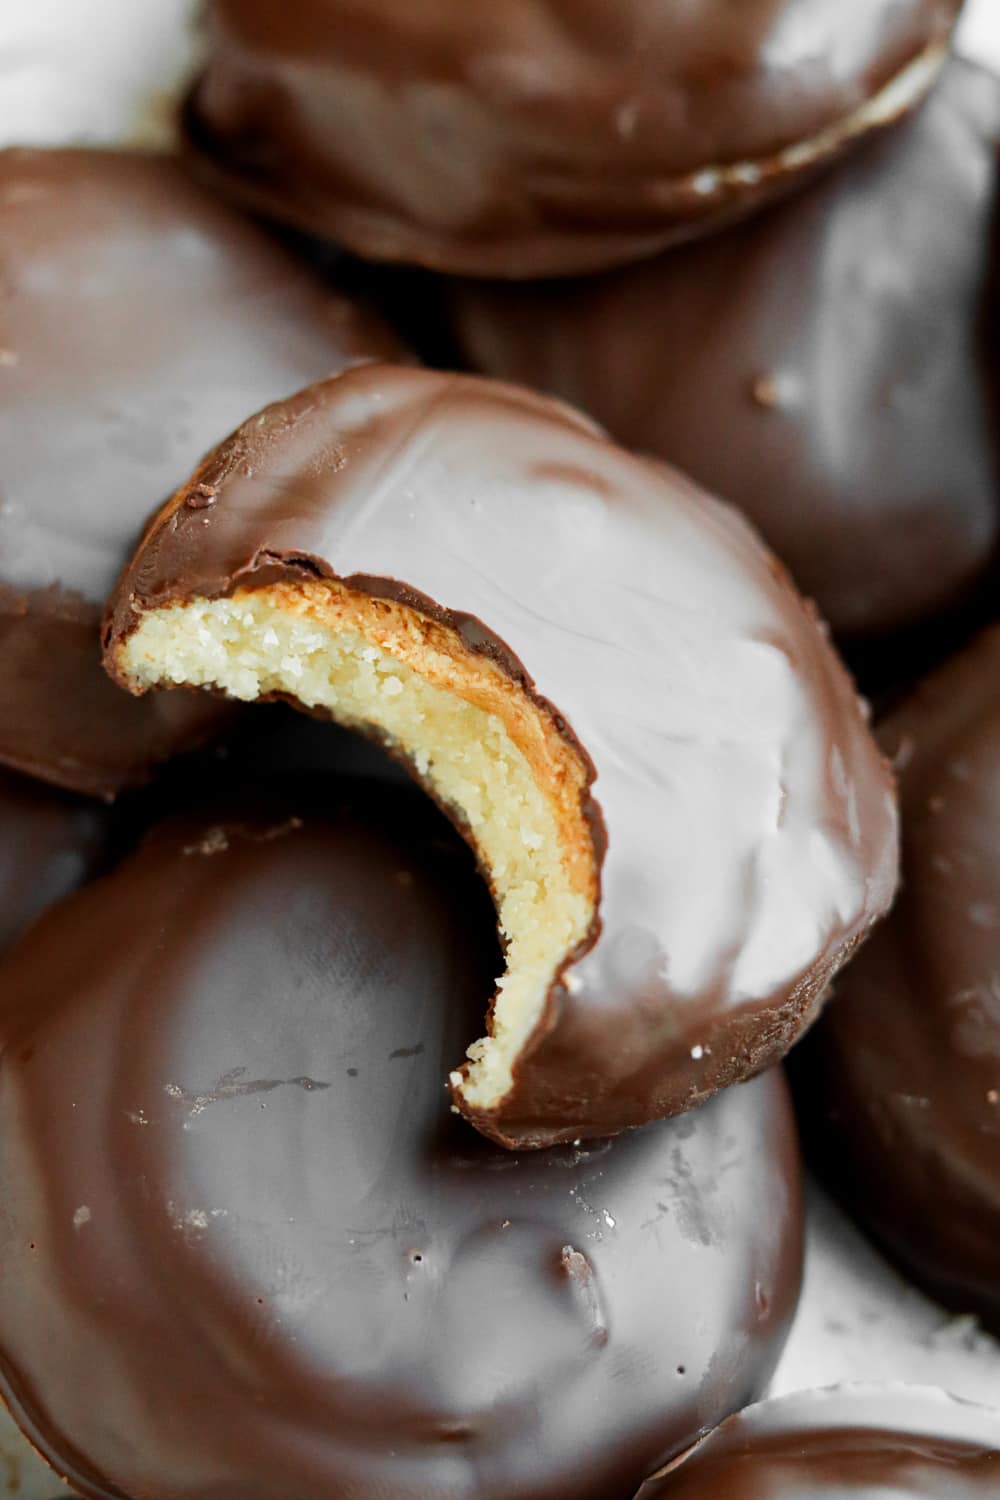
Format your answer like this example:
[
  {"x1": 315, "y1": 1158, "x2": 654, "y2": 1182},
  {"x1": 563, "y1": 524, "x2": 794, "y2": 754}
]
[{"x1": 116, "y1": 577, "x2": 598, "y2": 1114}]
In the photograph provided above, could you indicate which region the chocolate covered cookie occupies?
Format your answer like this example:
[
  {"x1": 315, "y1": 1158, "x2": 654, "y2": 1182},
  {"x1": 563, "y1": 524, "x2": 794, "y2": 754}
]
[
  {"x1": 449, "y1": 59, "x2": 1000, "y2": 638},
  {"x1": 104, "y1": 364, "x2": 898, "y2": 1148},
  {"x1": 0, "y1": 771, "x2": 108, "y2": 955},
  {"x1": 798, "y1": 626, "x2": 1000, "y2": 1329},
  {"x1": 183, "y1": 0, "x2": 958, "y2": 277},
  {"x1": 0, "y1": 792, "x2": 802, "y2": 1500},
  {"x1": 642, "y1": 1386, "x2": 1000, "y2": 1497},
  {"x1": 0, "y1": 147, "x2": 405, "y2": 797}
]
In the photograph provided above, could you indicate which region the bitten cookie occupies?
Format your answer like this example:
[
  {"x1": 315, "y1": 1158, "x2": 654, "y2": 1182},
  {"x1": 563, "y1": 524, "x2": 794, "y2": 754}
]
[{"x1": 104, "y1": 365, "x2": 898, "y2": 1148}]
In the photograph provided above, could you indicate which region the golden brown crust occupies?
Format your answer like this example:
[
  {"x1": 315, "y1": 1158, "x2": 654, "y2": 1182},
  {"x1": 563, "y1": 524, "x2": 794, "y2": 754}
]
[{"x1": 257, "y1": 578, "x2": 598, "y2": 904}]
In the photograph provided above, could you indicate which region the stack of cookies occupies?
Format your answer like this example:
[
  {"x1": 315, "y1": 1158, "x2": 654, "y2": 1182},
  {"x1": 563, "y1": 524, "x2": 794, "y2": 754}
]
[{"x1": 0, "y1": 2, "x2": 997, "y2": 1496}]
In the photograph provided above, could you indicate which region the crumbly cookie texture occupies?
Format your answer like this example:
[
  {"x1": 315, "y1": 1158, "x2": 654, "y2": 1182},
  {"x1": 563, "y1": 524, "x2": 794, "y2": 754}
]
[{"x1": 120, "y1": 577, "x2": 596, "y2": 1112}]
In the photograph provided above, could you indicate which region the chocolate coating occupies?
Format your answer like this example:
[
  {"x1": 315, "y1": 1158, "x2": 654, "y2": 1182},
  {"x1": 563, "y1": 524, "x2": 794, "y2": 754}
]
[
  {"x1": 449, "y1": 58, "x2": 1000, "y2": 638},
  {"x1": 0, "y1": 147, "x2": 406, "y2": 797},
  {"x1": 105, "y1": 364, "x2": 898, "y2": 1147},
  {"x1": 0, "y1": 792, "x2": 802, "y2": 1500},
  {"x1": 797, "y1": 626, "x2": 1000, "y2": 1329},
  {"x1": 0, "y1": 771, "x2": 108, "y2": 956},
  {"x1": 641, "y1": 1386, "x2": 1000, "y2": 1497},
  {"x1": 184, "y1": 0, "x2": 959, "y2": 278}
]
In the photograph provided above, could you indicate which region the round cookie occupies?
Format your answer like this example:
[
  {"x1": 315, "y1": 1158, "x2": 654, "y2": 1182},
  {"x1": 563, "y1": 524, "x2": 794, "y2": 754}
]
[
  {"x1": 0, "y1": 147, "x2": 406, "y2": 798},
  {"x1": 183, "y1": 0, "x2": 959, "y2": 278},
  {"x1": 104, "y1": 364, "x2": 898, "y2": 1148},
  {"x1": 641, "y1": 1386, "x2": 1000, "y2": 1497},
  {"x1": 797, "y1": 626, "x2": 1000, "y2": 1329},
  {"x1": 0, "y1": 793, "x2": 803, "y2": 1500},
  {"x1": 448, "y1": 58, "x2": 1000, "y2": 638},
  {"x1": 0, "y1": 771, "x2": 108, "y2": 956}
]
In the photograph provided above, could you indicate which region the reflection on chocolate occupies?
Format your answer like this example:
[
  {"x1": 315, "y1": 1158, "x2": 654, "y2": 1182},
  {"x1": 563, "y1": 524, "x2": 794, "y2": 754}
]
[
  {"x1": 139, "y1": 701, "x2": 409, "y2": 813},
  {"x1": 0, "y1": 771, "x2": 108, "y2": 956},
  {"x1": 0, "y1": 147, "x2": 406, "y2": 797},
  {"x1": 104, "y1": 365, "x2": 898, "y2": 1148},
  {"x1": 641, "y1": 1386, "x2": 1000, "y2": 1497},
  {"x1": 448, "y1": 59, "x2": 1000, "y2": 637},
  {"x1": 796, "y1": 627, "x2": 1000, "y2": 1330},
  {"x1": 97, "y1": 703, "x2": 410, "y2": 871},
  {"x1": 184, "y1": 0, "x2": 958, "y2": 277},
  {"x1": 0, "y1": 793, "x2": 802, "y2": 1500}
]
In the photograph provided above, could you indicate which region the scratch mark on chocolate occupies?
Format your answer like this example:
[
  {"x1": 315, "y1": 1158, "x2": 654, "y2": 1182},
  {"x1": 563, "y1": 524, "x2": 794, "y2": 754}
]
[
  {"x1": 164, "y1": 1066, "x2": 331, "y2": 1117},
  {"x1": 560, "y1": 1245, "x2": 609, "y2": 1345}
]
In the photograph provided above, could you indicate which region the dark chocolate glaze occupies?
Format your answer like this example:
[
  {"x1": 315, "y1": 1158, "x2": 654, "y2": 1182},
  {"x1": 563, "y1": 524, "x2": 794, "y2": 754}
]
[
  {"x1": 144, "y1": 701, "x2": 409, "y2": 807},
  {"x1": 183, "y1": 0, "x2": 959, "y2": 277},
  {"x1": 448, "y1": 58, "x2": 1000, "y2": 638},
  {"x1": 105, "y1": 364, "x2": 898, "y2": 1148},
  {"x1": 0, "y1": 771, "x2": 108, "y2": 957},
  {"x1": 640, "y1": 1386, "x2": 1000, "y2": 1498},
  {"x1": 796, "y1": 626, "x2": 1000, "y2": 1330},
  {"x1": 0, "y1": 791, "x2": 802, "y2": 1500},
  {"x1": 0, "y1": 147, "x2": 406, "y2": 798},
  {"x1": 97, "y1": 704, "x2": 410, "y2": 881}
]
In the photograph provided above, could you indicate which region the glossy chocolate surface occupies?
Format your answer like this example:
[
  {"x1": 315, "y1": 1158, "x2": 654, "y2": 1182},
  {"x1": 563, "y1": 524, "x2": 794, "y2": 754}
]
[
  {"x1": 0, "y1": 147, "x2": 405, "y2": 797},
  {"x1": 184, "y1": 0, "x2": 959, "y2": 277},
  {"x1": 449, "y1": 59, "x2": 1000, "y2": 637},
  {"x1": 0, "y1": 791, "x2": 802, "y2": 1500},
  {"x1": 642, "y1": 1386, "x2": 1000, "y2": 1497},
  {"x1": 798, "y1": 627, "x2": 1000, "y2": 1329},
  {"x1": 106, "y1": 364, "x2": 898, "y2": 1147},
  {"x1": 0, "y1": 771, "x2": 108, "y2": 956}
]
